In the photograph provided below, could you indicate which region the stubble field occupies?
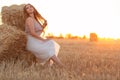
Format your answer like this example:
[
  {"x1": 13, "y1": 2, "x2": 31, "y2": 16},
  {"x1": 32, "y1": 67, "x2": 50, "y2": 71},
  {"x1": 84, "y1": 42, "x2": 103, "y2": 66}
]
[{"x1": 0, "y1": 39, "x2": 120, "y2": 80}]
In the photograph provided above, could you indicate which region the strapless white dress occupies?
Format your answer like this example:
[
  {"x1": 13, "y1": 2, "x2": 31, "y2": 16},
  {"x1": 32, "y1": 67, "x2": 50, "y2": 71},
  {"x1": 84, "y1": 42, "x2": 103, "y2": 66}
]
[{"x1": 26, "y1": 35, "x2": 60, "y2": 63}]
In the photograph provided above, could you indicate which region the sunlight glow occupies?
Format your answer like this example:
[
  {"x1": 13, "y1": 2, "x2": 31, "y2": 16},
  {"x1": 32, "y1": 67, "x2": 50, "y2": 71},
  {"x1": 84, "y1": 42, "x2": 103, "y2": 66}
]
[{"x1": 0, "y1": 0, "x2": 120, "y2": 39}]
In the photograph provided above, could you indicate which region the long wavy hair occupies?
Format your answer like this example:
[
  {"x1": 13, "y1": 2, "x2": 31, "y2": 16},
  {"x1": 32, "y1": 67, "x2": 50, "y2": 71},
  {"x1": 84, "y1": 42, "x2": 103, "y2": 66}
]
[{"x1": 23, "y1": 3, "x2": 47, "y2": 34}]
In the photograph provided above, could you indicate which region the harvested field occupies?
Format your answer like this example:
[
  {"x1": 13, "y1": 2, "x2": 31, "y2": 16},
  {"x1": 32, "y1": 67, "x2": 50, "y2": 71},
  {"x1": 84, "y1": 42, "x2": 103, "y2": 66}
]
[{"x1": 0, "y1": 39, "x2": 120, "y2": 80}]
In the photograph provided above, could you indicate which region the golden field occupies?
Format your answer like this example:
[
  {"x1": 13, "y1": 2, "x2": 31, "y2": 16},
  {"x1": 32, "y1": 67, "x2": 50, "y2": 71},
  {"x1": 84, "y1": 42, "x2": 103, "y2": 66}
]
[
  {"x1": 0, "y1": 39, "x2": 120, "y2": 80},
  {"x1": 0, "y1": 4, "x2": 120, "y2": 80}
]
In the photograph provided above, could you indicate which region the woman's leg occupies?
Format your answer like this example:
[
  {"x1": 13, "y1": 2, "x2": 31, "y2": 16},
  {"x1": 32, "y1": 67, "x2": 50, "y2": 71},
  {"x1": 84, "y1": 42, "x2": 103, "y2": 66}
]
[
  {"x1": 48, "y1": 59, "x2": 54, "y2": 67},
  {"x1": 50, "y1": 55, "x2": 64, "y2": 67}
]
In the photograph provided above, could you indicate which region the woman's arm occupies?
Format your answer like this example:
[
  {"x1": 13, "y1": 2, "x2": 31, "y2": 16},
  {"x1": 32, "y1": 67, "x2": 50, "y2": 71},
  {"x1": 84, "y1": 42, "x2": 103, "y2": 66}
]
[{"x1": 26, "y1": 17, "x2": 46, "y2": 41}]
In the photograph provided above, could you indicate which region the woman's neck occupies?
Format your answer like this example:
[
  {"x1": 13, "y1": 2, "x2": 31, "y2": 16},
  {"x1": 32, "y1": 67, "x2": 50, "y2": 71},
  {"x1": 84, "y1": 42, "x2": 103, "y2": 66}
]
[{"x1": 29, "y1": 13, "x2": 35, "y2": 19}]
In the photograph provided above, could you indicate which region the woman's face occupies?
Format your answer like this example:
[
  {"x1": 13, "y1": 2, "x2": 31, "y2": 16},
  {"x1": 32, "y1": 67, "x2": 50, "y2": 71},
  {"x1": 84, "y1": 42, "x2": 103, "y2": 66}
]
[{"x1": 25, "y1": 4, "x2": 34, "y2": 14}]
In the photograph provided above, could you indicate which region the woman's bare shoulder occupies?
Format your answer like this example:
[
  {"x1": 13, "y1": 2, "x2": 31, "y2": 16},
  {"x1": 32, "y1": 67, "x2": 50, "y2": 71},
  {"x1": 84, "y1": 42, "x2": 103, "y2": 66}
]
[{"x1": 25, "y1": 17, "x2": 34, "y2": 24}]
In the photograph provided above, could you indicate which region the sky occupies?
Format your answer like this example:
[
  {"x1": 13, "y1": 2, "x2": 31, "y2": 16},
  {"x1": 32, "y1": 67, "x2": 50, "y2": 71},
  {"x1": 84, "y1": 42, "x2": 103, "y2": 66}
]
[{"x1": 0, "y1": 0, "x2": 120, "y2": 39}]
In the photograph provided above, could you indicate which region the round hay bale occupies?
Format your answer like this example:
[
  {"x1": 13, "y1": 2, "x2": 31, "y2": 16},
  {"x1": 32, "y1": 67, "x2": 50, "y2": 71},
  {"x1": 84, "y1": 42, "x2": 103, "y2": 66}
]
[
  {"x1": 89, "y1": 33, "x2": 98, "y2": 42},
  {"x1": 0, "y1": 24, "x2": 36, "y2": 65},
  {"x1": 1, "y1": 4, "x2": 25, "y2": 31}
]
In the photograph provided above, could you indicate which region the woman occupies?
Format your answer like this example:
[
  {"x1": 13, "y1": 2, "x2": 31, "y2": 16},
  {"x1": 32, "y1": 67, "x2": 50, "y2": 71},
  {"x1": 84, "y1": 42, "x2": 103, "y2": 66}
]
[{"x1": 24, "y1": 3, "x2": 63, "y2": 67}]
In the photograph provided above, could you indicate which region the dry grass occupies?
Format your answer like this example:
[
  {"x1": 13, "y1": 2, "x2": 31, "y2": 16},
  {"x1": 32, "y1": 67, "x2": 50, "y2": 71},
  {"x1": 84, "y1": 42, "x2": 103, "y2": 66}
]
[
  {"x1": 0, "y1": 39, "x2": 120, "y2": 80},
  {"x1": 1, "y1": 3, "x2": 119, "y2": 80}
]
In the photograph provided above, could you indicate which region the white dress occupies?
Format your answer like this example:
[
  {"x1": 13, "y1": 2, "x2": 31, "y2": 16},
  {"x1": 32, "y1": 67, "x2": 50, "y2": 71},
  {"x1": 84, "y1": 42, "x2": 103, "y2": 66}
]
[{"x1": 25, "y1": 19, "x2": 60, "y2": 63}]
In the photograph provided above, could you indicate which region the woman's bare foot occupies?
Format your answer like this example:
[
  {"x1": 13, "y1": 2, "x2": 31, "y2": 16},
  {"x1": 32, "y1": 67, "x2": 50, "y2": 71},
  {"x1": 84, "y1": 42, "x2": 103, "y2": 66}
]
[{"x1": 50, "y1": 55, "x2": 65, "y2": 68}]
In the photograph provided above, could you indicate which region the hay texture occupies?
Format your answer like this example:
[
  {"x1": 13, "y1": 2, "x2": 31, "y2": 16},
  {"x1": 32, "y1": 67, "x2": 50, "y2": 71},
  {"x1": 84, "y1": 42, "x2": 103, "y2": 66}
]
[
  {"x1": 1, "y1": 4, "x2": 25, "y2": 31},
  {"x1": 0, "y1": 4, "x2": 37, "y2": 65},
  {"x1": 0, "y1": 24, "x2": 36, "y2": 65}
]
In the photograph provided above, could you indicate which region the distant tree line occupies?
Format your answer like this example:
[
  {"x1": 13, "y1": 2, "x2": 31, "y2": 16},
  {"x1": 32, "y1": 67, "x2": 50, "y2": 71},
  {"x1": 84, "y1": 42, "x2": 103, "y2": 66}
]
[{"x1": 46, "y1": 32, "x2": 98, "y2": 41}]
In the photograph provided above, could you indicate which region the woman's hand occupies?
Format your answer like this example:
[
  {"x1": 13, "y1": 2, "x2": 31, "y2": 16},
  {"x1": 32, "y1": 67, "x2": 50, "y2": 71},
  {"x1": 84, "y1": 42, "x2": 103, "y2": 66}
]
[{"x1": 43, "y1": 38, "x2": 51, "y2": 42}]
